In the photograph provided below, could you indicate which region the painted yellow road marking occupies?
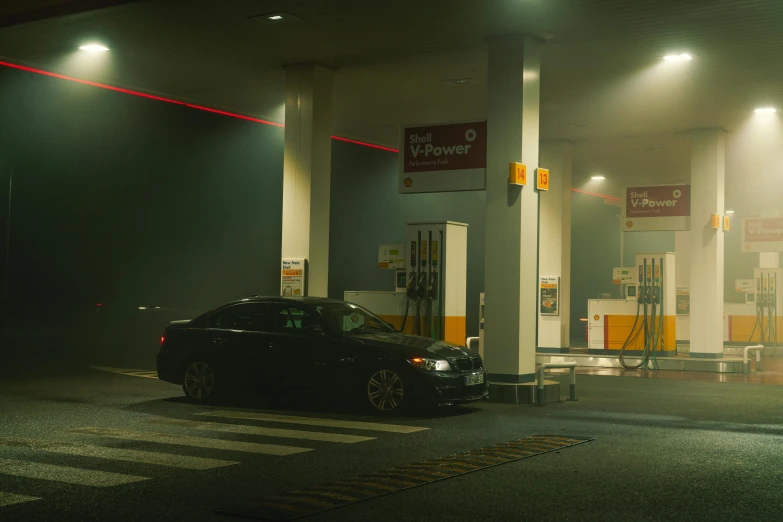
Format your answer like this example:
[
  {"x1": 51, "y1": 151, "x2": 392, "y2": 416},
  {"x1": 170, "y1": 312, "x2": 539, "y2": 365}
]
[
  {"x1": 0, "y1": 492, "x2": 41, "y2": 507},
  {"x1": 0, "y1": 458, "x2": 148, "y2": 487},
  {"x1": 0, "y1": 437, "x2": 238, "y2": 470},
  {"x1": 90, "y1": 366, "x2": 158, "y2": 379},
  {"x1": 69, "y1": 427, "x2": 313, "y2": 456},
  {"x1": 143, "y1": 418, "x2": 375, "y2": 444},
  {"x1": 196, "y1": 411, "x2": 429, "y2": 434}
]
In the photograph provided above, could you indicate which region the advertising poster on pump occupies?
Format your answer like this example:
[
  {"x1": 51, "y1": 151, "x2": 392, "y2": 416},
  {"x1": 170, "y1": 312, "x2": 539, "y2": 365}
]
[
  {"x1": 741, "y1": 217, "x2": 783, "y2": 252},
  {"x1": 399, "y1": 121, "x2": 487, "y2": 193},
  {"x1": 622, "y1": 184, "x2": 691, "y2": 232}
]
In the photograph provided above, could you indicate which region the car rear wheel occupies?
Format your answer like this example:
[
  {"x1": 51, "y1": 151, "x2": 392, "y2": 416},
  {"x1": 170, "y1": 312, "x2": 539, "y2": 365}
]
[
  {"x1": 182, "y1": 360, "x2": 217, "y2": 402},
  {"x1": 366, "y1": 369, "x2": 407, "y2": 413}
]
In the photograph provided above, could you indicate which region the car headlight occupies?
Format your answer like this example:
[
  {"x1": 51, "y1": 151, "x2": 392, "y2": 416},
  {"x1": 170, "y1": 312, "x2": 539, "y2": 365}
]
[{"x1": 408, "y1": 357, "x2": 451, "y2": 371}]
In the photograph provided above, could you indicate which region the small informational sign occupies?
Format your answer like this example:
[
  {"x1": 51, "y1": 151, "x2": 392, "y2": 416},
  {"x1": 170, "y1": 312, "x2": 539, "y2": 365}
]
[
  {"x1": 399, "y1": 121, "x2": 487, "y2": 193},
  {"x1": 735, "y1": 279, "x2": 754, "y2": 293},
  {"x1": 536, "y1": 168, "x2": 550, "y2": 191},
  {"x1": 724, "y1": 216, "x2": 731, "y2": 232},
  {"x1": 612, "y1": 267, "x2": 637, "y2": 285},
  {"x1": 676, "y1": 286, "x2": 690, "y2": 316},
  {"x1": 741, "y1": 217, "x2": 783, "y2": 252},
  {"x1": 281, "y1": 258, "x2": 306, "y2": 297},
  {"x1": 377, "y1": 244, "x2": 405, "y2": 270},
  {"x1": 539, "y1": 276, "x2": 560, "y2": 316},
  {"x1": 623, "y1": 184, "x2": 691, "y2": 232},
  {"x1": 509, "y1": 162, "x2": 526, "y2": 186}
]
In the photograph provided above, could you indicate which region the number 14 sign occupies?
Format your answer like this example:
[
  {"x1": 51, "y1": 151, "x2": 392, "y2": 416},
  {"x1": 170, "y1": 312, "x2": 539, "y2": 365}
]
[{"x1": 536, "y1": 168, "x2": 550, "y2": 191}]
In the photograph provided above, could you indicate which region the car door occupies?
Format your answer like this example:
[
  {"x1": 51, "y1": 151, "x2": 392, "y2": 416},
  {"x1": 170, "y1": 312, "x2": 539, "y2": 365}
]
[
  {"x1": 206, "y1": 302, "x2": 277, "y2": 389},
  {"x1": 270, "y1": 303, "x2": 338, "y2": 388}
]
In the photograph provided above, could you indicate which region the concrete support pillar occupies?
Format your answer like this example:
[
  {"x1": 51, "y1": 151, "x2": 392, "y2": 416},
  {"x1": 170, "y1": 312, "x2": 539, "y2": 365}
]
[
  {"x1": 759, "y1": 208, "x2": 780, "y2": 268},
  {"x1": 484, "y1": 35, "x2": 541, "y2": 383},
  {"x1": 281, "y1": 64, "x2": 333, "y2": 296},
  {"x1": 674, "y1": 231, "x2": 691, "y2": 343},
  {"x1": 689, "y1": 129, "x2": 726, "y2": 358},
  {"x1": 538, "y1": 141, "x2": 573, "y2": 352}
]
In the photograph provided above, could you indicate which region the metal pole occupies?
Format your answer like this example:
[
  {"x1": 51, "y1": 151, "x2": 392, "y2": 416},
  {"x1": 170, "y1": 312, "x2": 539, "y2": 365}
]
[{"x1": 3, "y1": 169, "x2": 11, "y2": 297}]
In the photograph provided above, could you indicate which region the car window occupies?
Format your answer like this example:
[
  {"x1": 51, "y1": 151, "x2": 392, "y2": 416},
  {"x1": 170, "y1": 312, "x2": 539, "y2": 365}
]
[
  {"x1": 314, "y1": 303, "x2": 395, "y2": 334},
  {"x1": 208, "y1": 303, "x2": 274, "y2": 332},
  {"x1": 273, "y1": 305, "x2": 316, "y2": 335}
]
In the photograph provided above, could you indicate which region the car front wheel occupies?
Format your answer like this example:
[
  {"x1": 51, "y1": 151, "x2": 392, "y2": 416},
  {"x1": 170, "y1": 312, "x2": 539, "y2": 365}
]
[
  {"x1": 182, "y1": 360, "x2": 217, "y2": 402},
  {"x1": 366, "y1": 369, "x2": 407, "y2": 413}
]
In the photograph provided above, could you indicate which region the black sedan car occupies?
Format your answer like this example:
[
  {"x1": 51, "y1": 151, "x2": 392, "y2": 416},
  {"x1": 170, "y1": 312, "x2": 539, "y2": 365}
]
[{"x1": 156, "y1": 296, "x2": 488, "y2": 413}]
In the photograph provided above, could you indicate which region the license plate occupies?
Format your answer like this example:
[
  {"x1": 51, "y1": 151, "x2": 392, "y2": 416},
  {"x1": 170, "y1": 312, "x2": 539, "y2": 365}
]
[{"x1": 464, "y1": 373, "x2": 485, "y2": 386}]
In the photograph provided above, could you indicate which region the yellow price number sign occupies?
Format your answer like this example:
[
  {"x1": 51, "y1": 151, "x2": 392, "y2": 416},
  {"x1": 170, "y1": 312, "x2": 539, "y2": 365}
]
[
  {"x1": 509, "y1": 162, "x2": 526, "y2": 185},
  {"x1": 536, "y1": 168, "x2": 550, "y2": 191}
]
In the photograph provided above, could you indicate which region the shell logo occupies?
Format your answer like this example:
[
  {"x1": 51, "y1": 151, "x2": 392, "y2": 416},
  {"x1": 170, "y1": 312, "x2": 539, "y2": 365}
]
[
  {"x1": 626, "y1": 221, "x2": 634, "y2": 228},
  {"x1": 593, "y1": 315, "x2": 600, "y2": 321},
  {"x1": 404, "y1": 178, "x2": 413, "y2": 187}
]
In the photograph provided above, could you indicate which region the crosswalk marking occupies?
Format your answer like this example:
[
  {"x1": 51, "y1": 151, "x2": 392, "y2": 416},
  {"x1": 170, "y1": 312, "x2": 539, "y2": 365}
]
[
  {"x1": 0, "y1": 437, "x2": 239, "y2": 470},
  {"x1": 0, "y1": 458, "x2": 149, "y2": 487},
  {"x1": 0, "y1": 492, "x2": 40, "y2": 507},
  {"x1": 196, "y1": 411, "x2": 430, "y2": 434},
  {"x1": 90, "y1": 366, "x2": 158, "y2": 379},
  {"x1": 69, "y1": 427, "x2": 313, "y2": 456},
  {"x1": 143, "y1": 418, "x2": 376, "y2": 444}
]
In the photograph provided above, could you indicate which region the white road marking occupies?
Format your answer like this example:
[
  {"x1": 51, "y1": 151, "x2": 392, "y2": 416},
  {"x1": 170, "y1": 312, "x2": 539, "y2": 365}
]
[
  {"x1": 69, "y1": 427, "x2": 313, "y2": 456},
  {"x1": 0, "y1": 458, "x2": 148, "y2": 487},
  {"x1": 0, "y1": 492, "x2": 41, "y2": 507},
  {"x1": 195, "y1": 411, "x2": 430, "y2": 434},
  {"x1": 0, "y1": 437, "x2": 238, "y2": 470},
  {"x1": 89, "y1": 366, "x2": 158, "y2": 379},
  {"x1": 143, "y1": 418, "x2": 376, "y2": 444}
]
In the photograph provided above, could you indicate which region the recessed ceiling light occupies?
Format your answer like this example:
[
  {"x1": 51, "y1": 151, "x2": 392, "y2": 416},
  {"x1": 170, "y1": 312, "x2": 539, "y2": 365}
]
[
  {"x1": 663, "y1": 53, "x2": 692, "y2": 62},
  {"x1": 79, "y1": 44, "x2": 109, "y2": 53},
  {"x1": 755, "y1": 107, "x2": 777, "y2": 114},
  {"x1": 726, "y1": 209, "x2": 735, "y2": 215},
  {"x1": 249, "y1": 12, "x2": 301, "y2": 23},
  {"x1": 591, "y1": 175, "x2": 606, "y2": 181},
  {"x1": 444, "y1": 77, "x2": 477, "y2": 85}
]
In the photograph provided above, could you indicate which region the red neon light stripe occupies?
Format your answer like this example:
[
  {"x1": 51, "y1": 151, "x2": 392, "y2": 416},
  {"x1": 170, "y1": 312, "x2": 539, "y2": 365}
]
[
  {"x1": 330, "y1": 135, "x2": 399, "y2": 153},
  {"x1": 184, "y1": 104, "x2": 284, "y2": 127},
  {"x1": 570, "y1": 187, "x2": 621, "y2": 201}
]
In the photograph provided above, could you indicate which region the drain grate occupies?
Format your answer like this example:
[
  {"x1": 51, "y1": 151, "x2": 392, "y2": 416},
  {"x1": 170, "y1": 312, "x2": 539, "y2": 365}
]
[{"x1": 215, "y1": 434, "x2": 593, "y2": 520}]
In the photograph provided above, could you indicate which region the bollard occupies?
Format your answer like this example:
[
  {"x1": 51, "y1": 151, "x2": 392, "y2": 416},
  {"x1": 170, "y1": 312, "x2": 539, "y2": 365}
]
[
  {"x1": 743, "y1": 344, "x2": 764, "y2": 374},
  {"x1": 537, "y1": 362, "x2": 577, "y2": 405}
]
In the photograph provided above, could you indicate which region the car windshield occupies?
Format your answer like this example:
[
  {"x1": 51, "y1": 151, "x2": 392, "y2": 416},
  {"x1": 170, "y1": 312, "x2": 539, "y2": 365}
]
[{"x1": 314, "y1": 303, "x2": 396, "y2": 334}]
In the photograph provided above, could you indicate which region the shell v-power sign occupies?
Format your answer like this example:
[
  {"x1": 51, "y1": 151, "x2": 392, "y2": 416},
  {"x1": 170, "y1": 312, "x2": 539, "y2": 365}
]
[{"x1": 399, "y1": 121, "x2": 487, "y2": 193}]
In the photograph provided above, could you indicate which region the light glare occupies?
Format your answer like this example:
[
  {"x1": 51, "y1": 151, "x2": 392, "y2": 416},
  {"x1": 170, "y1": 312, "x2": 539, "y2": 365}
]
[
  {"x1": 591, "y1": 175, "x2": 606, "y2": 180},
  {"x1": 268, "y1": 14, "x2": 283, "y2": 20},
  {"x1": 79, "y1": 44, "x2": 109, "y2": 53},
  {"x1": 663, "y1": 53, "x2": 692, "y2": 62},
  {"x1": 755, "y1": 107, "x2": 777, "y2": 114},
  {"x1": 726, "y1": 210, "x2": 735, "y2": 215}
]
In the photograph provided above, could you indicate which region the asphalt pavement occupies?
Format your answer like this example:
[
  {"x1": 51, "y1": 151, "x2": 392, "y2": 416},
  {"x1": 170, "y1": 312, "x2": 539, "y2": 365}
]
[{"x1": 1, "y1": 360, "x2": 782, "y2": 521}]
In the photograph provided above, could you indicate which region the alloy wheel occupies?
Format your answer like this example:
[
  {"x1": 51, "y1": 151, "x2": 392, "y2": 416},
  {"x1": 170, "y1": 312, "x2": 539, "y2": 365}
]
[
  {"x1": 184, "y1": 361, "x2": 215, "y2": 400},
  {"x1": 367, "y1": 369, "x2": 404, "y2": 411}
]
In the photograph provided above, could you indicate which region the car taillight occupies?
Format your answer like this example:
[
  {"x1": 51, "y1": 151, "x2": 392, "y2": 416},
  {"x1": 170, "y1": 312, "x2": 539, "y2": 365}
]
[{"x1": 160, "y1": 332, "x2": 166, "y2": 346}]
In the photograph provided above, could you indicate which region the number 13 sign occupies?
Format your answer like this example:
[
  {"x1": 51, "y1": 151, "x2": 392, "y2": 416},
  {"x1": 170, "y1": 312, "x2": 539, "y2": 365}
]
[{"x1": 535, "y1": 168, "x2": 550, "y2": 191}]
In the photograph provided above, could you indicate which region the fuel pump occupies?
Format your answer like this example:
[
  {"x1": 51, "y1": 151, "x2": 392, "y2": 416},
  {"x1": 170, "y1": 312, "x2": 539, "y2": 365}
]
[
  {"x1": 749, "y1": 270, "x2": 779, "y2": 349},
  {"x1": 619, "y1": 256, "x2": 665, "y2": 369}
]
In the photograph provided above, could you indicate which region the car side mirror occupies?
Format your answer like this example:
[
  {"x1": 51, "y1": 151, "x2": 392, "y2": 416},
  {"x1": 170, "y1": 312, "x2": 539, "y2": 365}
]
[{"x1": 304, "y1": 324, "x2": 326, "y2": 336}]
